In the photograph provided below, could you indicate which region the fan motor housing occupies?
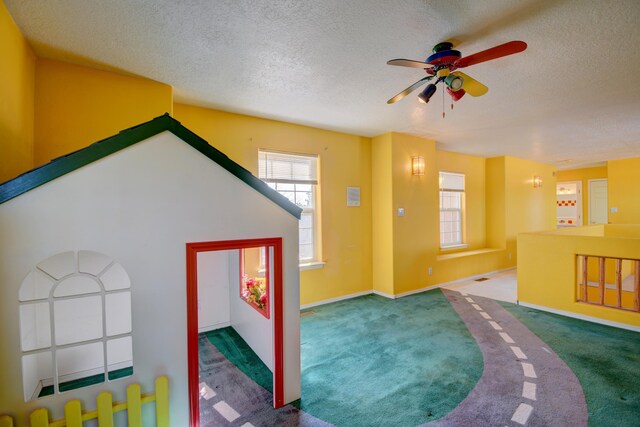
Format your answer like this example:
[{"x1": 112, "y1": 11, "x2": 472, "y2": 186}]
[
  {"x1": 432, "y1": 42, "x2": 454, "y2": 53},
  {"x1": 426, "y1": 49, "x2": 461, "y2": 66}
]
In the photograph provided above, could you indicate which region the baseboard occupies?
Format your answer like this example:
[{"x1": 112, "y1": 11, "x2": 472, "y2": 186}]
[
  {"x1": 371, "y1": 289, "x2": 396, "y2": 299},
  {"x1": 300, "y1": 290, "x2": 373, "y2": 309},
  {"x1": 518, "y1": 302, "x2": 640, "y2": 333},
  {"x1": 301, "y1": 267, "x2": 518, "y2": 306},
  {"x1": 380, "y1": 267, "x2": 518, "y2": 300},
  {"x1": 198, "y1": 321, "x2": 231, "y2": 333}
]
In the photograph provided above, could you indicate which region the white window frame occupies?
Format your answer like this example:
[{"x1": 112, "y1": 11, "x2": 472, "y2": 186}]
[
  {"x1": 259, "y1": 150, "x2": 320, "y2": 265},
  {"x1": 18, "y1": 251, "x2": 133, "y2": 401},
  {"x1": 439, "y1": 172, "x2": 466, "y2": 249}
]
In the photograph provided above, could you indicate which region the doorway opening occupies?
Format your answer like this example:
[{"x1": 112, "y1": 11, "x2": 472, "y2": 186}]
[
  {"x1": 556, "y1": 181, "x2": 582, "y2": 227},
  {"x1": 186, "y1": 238, "x2": 284, "y2": 427}
]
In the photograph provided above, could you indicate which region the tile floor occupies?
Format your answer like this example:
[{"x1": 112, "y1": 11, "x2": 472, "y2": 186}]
[{"x1": 443, "y1": 268, "x2": 517, "y2": 303}]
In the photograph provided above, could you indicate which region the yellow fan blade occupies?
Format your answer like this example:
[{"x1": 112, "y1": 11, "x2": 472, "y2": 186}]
[{"x1": 452, "y1": 71, "x2": 488, "y2": 97}]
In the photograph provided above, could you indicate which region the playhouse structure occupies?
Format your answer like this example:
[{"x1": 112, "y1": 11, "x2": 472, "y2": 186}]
[{"x1": 0, "y1": 114, "x2": 302, "y2": 426}]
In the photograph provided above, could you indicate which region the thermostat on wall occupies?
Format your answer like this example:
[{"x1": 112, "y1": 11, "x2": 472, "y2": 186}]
[{"x1": 347, "y1": 187, "x2": 360, "y2": 207}]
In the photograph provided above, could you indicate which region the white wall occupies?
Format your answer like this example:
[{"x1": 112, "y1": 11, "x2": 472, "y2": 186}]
[
  {"x1": 0, "y1": 131, "x2": 300, "y2": 426},
  {"x1": 197, "y1": 251, "x2": 231, "y2": 332},
  {"x1": 228, "y1": 250, "x2": 274, "y2": 371}
]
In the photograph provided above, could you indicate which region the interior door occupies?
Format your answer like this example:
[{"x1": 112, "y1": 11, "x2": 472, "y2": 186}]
[{"x1": 588, "y1": 179, "x2": 608, "y2": 224}]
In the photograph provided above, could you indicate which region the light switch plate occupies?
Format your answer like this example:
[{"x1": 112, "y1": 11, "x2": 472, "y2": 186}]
[{"x1": 398, "y1": 208, "x2": 405, "y2": 217}]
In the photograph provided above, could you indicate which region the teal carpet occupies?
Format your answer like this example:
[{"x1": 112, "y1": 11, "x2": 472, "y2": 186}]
[
  {"x1": 501, "y1": 302, "x2": 640, "y2": 427},
  {"x1": 298, "y1": 291, "x2": 483, "y2": 427},
  {"x1": 205, "y1": 327, "x2": 273, "y2": 392}
]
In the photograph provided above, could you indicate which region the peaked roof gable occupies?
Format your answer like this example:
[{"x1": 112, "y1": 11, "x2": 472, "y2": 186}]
[{"x1": 0, "y1": 114, "x2": 302, "y2": 218}]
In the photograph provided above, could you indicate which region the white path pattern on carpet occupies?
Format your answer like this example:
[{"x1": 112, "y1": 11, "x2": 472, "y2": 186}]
[{"x1": 424, "y1": 290, "x2": 588, "y2": 427}]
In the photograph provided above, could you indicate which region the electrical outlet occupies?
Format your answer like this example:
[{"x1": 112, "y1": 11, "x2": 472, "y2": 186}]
[{"x1": 428, "y1": 267, "x2": 433, "y2": 275}]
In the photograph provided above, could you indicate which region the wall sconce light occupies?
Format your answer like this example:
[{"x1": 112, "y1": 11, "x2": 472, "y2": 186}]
[
  {"x1": 412, "y1": 156, "x2": 425, "y2": 176},
  {"x1": 533, "y1": 175, "x2": 542, "y2": 188}
]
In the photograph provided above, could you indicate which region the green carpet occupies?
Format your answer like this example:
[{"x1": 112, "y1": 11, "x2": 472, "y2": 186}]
[
  {"x1": 501, "y1": 302, "x2": 640, "y2": 427},
  {"x1": 205, "y1": 327, "x2": 273, "y2": 392},
  {"x1": 298, "y1": 291, "x2": 483, "y2": 427}
]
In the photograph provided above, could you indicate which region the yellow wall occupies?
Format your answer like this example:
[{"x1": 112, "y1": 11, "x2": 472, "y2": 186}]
[
  {"x1": 437, "y1": 150, "x2": 486, "y2": 251},
  {"x1": 34, "y1": 58, "x2": 173, "y2": 166},
  {"x1": 173, "y1": 103, "x2": 373, "y2": 305},
  {"x1": 557, "y1": 166, "x2": 607, "y2": 224},
  {"x1": 486, "y1": 157, "x2": 506, "y2": 248},
  {"x1": 389, "y1": 133, "x2": 439, "y2": 294},
  {"x1": 608, "y1": 158, "x2": 640, "y2": 224},
  {"x1": 0, "y1": 0, "x2": 35, "y2": 182},
  {"x1": 504, "y1": 156, "x2": 557, "y2": 261},
  {"x1": 518, "y1": 226, "x2": 640, "y2": 328},
  {"x1": 371, "y1": 133, "x2": 394, "y2": 296},
  {"x1": 369, "y1": 134, "x2": 558, "y2": 296}
]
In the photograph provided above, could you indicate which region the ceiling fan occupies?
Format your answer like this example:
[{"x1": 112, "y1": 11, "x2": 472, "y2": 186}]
[{"x1": 386, "y1": 41, "x2": 527, "y2": 106}]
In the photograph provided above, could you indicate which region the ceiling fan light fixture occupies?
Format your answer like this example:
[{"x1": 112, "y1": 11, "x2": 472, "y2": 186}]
[
  {"x1": 418, "y1": 84, "x2": 437, "y2": 104},
  {"x1": 445, "y1": 74, "x2": 464, "y2": 91}
]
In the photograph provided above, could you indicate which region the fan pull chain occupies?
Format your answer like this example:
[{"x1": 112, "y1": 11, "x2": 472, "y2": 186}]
[{"x1": 442, "y1": 86, "x2": 445, "y2": 119}]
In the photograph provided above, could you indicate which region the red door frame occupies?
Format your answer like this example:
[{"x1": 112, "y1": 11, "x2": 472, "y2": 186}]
[{"x1": 186, "y1": 238, "x2": 284, "y2": 427}]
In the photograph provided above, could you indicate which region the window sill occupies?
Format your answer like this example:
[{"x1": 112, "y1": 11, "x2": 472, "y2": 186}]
[
  {"x1": 440, "y1": 244, "x2": 469, "y2": 252},
  {"x1": 300, "y1": 261, "x2": 325, "y2": 271},
  {"x1": 437, "y1": 248, "x2": 502, "y2": 261}
]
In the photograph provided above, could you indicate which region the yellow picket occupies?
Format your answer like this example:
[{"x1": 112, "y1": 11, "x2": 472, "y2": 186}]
[
  {"x1": 155, "y1": 376, "x2": 169, "y2": 427},
  {"x1": 20, "y1": 376, "x2": 169, "y2": 427},
  {"x1": 64, "y1": 400, "x2": 82, "y2": 427},
  {"x1": 0, "y1": 415, "x2": 13, "y2": 427},
  {"x1": 96, "y1": 391, "x2": 114, "y2": 427},
  {"x1": 30, "y1": 408, "x2": 50, "y2": 427},
  {"x1": 126, "y1": 383, "x2": 142, "y2": 427}
]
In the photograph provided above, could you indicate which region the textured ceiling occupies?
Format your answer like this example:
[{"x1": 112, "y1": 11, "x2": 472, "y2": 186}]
[{"x1": 6, "y1": 0, "x2": 640, "y2": 169}]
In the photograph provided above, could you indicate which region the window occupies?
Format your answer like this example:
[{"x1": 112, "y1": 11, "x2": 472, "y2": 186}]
[
  {"x1": 19, "y1": 251, "x2": 133, "y2": 401},
  {"x1": 259, "y1": 150, "x2": 319, "y2": 263},
  {"x1": 439, "y1": 172, "x2": 465, "y2": 248},
  {"x1": 240, "y1": 246, "x2": 270, "y2": 319}
]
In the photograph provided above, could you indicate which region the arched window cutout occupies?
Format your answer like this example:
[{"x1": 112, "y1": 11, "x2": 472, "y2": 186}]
[
  {"x1": 19, "y1": 302, "x2": 51, "y2": 351},
  {"x1": 19, "y1": 270, "x2": 54, "y2": 302},
  {"x1": 78, "y1": 250, "x2": 113, "y2": 275},
  {"x1": 54, "y1": 296, "x2": 103, "y2": 345},
  {"x1": 101, "y1": 263, "x2": 131, "y2": 291},
  {"x1": 19, "y1": 251, "x2": 133, "y2": 402},
  {"x1": 36, "y1": 251, "x2": 76, "y2": 280},
  {"x1": 53, "y1": 276, "x2": 101, "y2": 297}
]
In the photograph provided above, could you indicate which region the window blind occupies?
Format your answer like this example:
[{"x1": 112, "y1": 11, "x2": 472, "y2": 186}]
[
  {"x1": 439, "y1": 172, "x2": 465, "y2": 191},
  {"x1": 259, "y1": 151, "x2": 318, "y2": 184}
]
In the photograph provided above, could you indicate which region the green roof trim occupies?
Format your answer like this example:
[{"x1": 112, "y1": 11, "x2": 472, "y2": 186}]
[{"x1": 0, "y1": 114, "x2": 302, "y2": 219}]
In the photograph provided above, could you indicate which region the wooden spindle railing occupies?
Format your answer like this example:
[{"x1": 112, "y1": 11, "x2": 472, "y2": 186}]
[{"x1": 577, "y1": 255, "x2": 640, "y2": 313}]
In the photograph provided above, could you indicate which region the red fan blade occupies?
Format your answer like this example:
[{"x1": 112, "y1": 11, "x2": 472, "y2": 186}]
[{"x1": 453, "y1": 41, "x2": 527, "y2": 69}]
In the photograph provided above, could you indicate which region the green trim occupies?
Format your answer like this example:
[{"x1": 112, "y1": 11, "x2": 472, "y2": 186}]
[
  {"x1": 38, "y1": 366, "x2": 134, "y2": 397},
  {"x1": 108, "y1": 366, "x2": 134, "y2": 380},
  {"x1": 0, "y1": 114, "x2": 302, "y2": 219}
]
